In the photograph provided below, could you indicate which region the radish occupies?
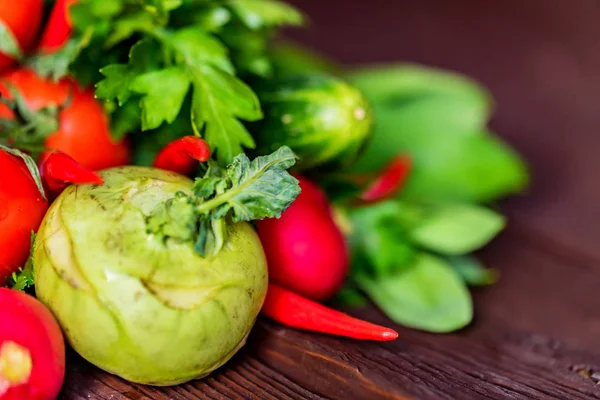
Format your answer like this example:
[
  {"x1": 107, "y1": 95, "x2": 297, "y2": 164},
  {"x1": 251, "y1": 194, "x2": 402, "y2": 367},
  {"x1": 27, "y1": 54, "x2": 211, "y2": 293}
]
[
  {"x1": 0, "y1": 288, "x2": 65, "y2": 400},
  {"x1": 257, "y1": 175, "x2": 349, "y2": 301}
]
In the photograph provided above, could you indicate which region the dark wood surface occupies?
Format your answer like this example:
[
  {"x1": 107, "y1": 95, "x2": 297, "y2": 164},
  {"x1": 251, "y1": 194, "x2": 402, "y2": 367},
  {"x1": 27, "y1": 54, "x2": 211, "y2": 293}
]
[{"x1": 60, "y1": 1, "x2": 600, "y2": 399}]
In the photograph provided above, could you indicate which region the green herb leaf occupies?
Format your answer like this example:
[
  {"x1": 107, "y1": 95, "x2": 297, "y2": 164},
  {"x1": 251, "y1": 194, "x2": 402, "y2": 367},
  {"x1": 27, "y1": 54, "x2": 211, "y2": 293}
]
[
  {"x1": 190, "y1": 65, "x2": 262, "y2": 163},
  {"x1": 0, "y1": 145, "x2": 46, "y2": 200},
  {"x1": 192, "y1": 6, "x2": 232, "y2": 32},
  {"x1": 410, "y1": 204, "x2": 505, "y2": 255},
  {"x1": 7, "y1": 232, "x2": 37, "y2": 292},
  {"x1": 0, "y1": 84, "x2": 60, "y2": 158},
  {"x1": 348, "y1": 64, "x2": 492, "y2": 108},
  {"x1": 27, "y1": 31, "x2": 93, "y2": 81},
  {"x1": 96, "y1": 64, "x2": 135, "y2": 105},
  {"x1": 147, "y1": 146, "x2": 300, "y2": 256},
  {"x1": 130, "y1": 67, "x2": 191, "y2": 129},
  {"x1": 447, "y1": 256, "x2": 499, "y2": 286},
  {"x1": 271, "y1": 42, "x2": 340, "y2": 77},
  {"x1": 194, "y1": 146, "x2": 300, "y2": 222},
  {"x1": 229, "y1": 0, "x2": 304, "y2": 30},
  {"x1": 0, "y1": 20, "x2": 22, "y2": 61},
  {"x1": 348, "y1": 64, "x2": 529, "y2": 203},
  {"x1": 348, "y1": 201, "x2": 418, "y2": 276},
  {"x1": 357, "y1": 253, "x2": 472, "y2": 333}
]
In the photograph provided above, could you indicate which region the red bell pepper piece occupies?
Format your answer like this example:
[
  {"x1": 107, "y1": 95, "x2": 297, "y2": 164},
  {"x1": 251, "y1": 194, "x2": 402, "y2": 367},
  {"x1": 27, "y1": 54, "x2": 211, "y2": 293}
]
[
  {"x1": 360, "y1": 154, "x2": 412, "y2": 203},
  {"x1": 153, "y1": 136, "x2": 211, "y2": 175},
  {"x1": 39, "y1": 151, "x2": 103, "y2": 195}
]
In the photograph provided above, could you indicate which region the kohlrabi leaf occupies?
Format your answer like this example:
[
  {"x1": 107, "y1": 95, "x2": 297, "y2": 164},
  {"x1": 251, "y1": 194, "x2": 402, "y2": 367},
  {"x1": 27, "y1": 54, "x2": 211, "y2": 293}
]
[
  {"x1": 409, "y1": 204, "x2": 505, "y2": 255},
  {"x1": 195, "y1": 145, "x2": 300, "y2": 222},
  {"x1": 147, "y1": 147, "x2": 300, "y2": 256},
  {"x1": 357, "y1": 253, "x2": 472, "y2": 333}
]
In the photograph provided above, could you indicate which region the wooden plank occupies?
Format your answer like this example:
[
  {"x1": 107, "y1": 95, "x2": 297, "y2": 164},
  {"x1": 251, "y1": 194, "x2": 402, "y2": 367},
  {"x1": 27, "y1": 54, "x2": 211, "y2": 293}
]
[{"x1": 60, "y1": 226, "x2": 600, "y2": 399}]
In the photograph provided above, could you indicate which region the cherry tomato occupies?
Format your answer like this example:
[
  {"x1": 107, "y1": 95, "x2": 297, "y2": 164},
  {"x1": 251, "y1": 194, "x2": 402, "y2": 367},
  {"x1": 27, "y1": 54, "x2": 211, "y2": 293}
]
[
  {"x1": 0, "y1": 0, "x2": 43, "y2": 71},
  {"x1": 0, "y1": 69, "x2": 130, "y2": 170},
  {"x1": 0, "y1": 150, "x2": 48, "y2": 281}
]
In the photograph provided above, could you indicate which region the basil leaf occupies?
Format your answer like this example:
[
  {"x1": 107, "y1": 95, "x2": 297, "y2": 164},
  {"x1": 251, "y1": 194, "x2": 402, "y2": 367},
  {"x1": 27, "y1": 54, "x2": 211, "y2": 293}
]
[
  {"x1": 410, "y1": 204, "x2": 505, "y2": 255},
  {"x1": 348, "y1": 201, "x2": 418, "y2": 276},
  {"x1": 0, "y1": 20, "x2": 22, "y2": 61},
  {"x1": 348, "y1": 64, "x2": 492, "y2": 108},
  {"x1": 447, "y1": 256, "x2": 499, "y2": 286},
  {"x1": 357, "y1": 254, "x2": 472, "y2": 332},
  {"x1": 348, "y1": 64, "x2": 528, "y2": 203},
  {"x1": 0, "y1": 145, "x2": 46, "y2": 200}
]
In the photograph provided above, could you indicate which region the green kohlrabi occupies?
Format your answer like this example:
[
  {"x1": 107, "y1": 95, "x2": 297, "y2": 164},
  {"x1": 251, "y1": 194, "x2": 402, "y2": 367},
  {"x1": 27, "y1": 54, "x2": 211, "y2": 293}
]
[{"x1": 33, "y1": 147, "x2": 300, "y2": 386}]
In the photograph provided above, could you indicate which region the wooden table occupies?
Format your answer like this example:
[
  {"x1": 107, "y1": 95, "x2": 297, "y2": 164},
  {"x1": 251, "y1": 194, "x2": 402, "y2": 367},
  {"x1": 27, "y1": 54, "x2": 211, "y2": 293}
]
[{"x1": 60, "y1": 0, "x2": 600, "y2": 398}]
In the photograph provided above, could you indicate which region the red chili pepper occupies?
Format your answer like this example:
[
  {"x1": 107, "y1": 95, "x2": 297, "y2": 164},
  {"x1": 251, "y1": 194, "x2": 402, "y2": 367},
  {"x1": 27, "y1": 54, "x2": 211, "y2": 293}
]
[
  {"x1": 39, "y1": 151, "x2": 103, "y2": 195},
  {"x1": 360, "y1": 154, "x2": 412, "y2": 203},
  {"x1": 262, "y1": 283, "x2": 398, "y2": 341},
  {"x1": 38, "y1": 0, "x2": 78, "y2": 53},
  {"x1": 153, "y1": 136, "x2": 211, "y2": 175}
]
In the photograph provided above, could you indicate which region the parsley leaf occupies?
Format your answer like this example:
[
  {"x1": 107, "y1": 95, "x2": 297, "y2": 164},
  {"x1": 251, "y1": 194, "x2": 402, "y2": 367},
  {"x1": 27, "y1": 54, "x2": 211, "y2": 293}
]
[
  {"x1": 130, "y1": 67, "x2": 191, "y2": 129},
  {"x1": 229, "y1": 0, "x2": 304, "y2": 30}
]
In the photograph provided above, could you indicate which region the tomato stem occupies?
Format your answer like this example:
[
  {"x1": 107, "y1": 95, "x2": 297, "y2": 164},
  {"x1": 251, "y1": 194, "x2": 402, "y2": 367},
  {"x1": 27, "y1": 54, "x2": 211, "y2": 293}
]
[
  {"x1": 262, "y1": 283, "x2": 398, "y2": 341},
  {"x1": 0, "y1": 341, "x2": 32, "y2": 395},
  {"x1": 153, "y1": 136, "x2": 211, "y2": 175}
]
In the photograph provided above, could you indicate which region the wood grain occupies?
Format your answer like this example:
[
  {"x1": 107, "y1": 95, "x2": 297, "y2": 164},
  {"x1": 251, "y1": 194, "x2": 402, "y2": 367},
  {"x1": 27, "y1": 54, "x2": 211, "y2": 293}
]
[{"x1": 60, "y1": 0, "x2": 600, "y2": 399}]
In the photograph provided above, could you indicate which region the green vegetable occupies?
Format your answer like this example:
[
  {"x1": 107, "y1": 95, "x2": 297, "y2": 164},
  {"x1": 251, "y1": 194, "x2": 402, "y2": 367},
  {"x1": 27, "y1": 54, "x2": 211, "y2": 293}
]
[
  {"x1": 37, "y1": 0, "x2": 304, "y2": 165},
  {"x1": 270, "y1": 42, "x2": 341, "y2": 77},
  {"x1": 251, "y1": 74, "x2": 373, "y2": 171},
  {"x1": 346, "y1": 199, "x2": 502, "y2": 332},
  {"x1": 33, "y1": 148, "x2": 299, "y2": 385},
  {"x1": 348, "y1": 64, "x2": 528, "y2": 203},
  {"x1": 357, "y1": 254, "x2": 472, "y2": 333},
  {"x1": 447, "y1": 256, "x2": 499, "y2": 287},
  {"x1": 409, "y1": 204, "x2": 505, "y2": 255}
]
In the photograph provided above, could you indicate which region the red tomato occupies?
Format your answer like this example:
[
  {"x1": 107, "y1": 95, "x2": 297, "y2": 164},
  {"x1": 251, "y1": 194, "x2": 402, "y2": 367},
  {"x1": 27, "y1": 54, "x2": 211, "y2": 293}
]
[
  {"x1": 0, "y1": 150, "x2": 48, "y2": 281},
  {"x1": 0, "y1": 288, "x2": 65, "y2": 400},
  {"x1": 0, "y1": 0, "x2": 43, "y2": 71},
  {"x1": 257, "y1": 176, "x2": 349, "y2": 301},
  {"x1": 0, "y1": 69, "x2": 130, "y2": 170}
]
